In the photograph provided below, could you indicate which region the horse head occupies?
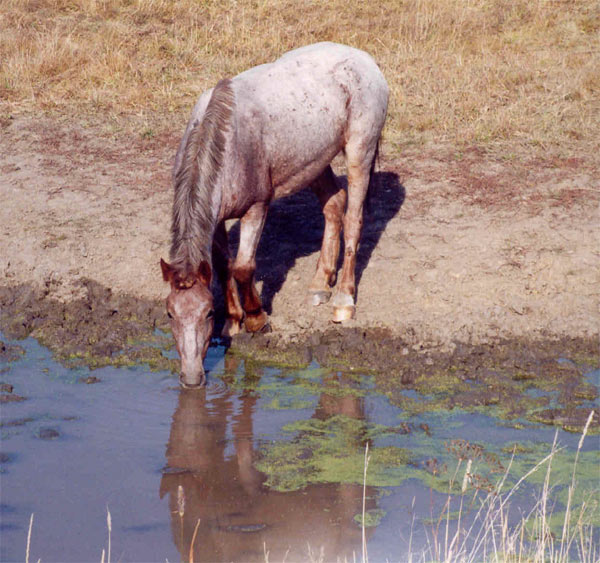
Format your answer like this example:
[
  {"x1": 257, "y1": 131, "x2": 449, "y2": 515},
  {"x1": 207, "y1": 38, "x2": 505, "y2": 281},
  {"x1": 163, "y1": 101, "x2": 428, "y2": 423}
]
[{"x1": 161, "y1": 259, "x2": 214, "y2": 388}]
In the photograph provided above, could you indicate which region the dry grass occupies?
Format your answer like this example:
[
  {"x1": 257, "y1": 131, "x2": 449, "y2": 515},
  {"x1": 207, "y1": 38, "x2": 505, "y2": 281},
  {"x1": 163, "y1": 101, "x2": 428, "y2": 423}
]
[
  {"x1": 1, "y1": 0, "x2": 599, "y2": 154},
  {"x1": 412, "y1": 411, "x2": 599, "y2": 563}
]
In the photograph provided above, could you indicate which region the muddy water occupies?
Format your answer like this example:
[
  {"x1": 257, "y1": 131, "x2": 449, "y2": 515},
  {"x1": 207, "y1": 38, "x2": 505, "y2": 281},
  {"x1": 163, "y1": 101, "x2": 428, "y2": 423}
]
[{"x1": 1, "y1": 334, "x2": 598, "y2": 562}]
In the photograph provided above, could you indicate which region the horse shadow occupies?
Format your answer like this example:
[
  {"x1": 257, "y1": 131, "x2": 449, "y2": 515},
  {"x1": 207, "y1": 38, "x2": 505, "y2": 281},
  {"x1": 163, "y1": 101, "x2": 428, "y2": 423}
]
[{"x1": 218, "y1": 171, "x2": 405, "y2": 319}]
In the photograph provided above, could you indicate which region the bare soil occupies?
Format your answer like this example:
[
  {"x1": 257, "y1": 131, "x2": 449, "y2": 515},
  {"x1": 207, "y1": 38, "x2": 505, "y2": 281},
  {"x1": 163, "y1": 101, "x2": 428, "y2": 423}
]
[{"x1": 1, "y1": 116, "x2": 598, "y2": 351}]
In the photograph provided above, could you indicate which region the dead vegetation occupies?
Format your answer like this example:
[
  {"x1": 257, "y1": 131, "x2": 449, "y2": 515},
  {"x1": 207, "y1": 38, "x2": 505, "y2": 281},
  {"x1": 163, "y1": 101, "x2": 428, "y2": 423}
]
[{"x1": 1, "y1": 0, "x2": 599, "y2": 155}]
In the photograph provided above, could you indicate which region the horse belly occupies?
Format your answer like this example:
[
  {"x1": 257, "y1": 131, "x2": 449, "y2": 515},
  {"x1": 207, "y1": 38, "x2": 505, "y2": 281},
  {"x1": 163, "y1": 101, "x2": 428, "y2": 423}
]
[{"x1": 267, "y1": 102, "x2": 346, "y2": 199}]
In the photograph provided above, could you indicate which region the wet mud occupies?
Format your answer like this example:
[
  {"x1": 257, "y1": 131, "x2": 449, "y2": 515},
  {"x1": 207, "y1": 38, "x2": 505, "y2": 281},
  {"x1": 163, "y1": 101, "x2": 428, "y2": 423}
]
[
  {"x1": 0, "y1": 280, "x2": 597, "y2": 435},
  {"x1": 0, "y1": 280, "x2": 174, "y2": 371},
  {"x1": 230, "y1": 327, "x2": 599, "y2": 434}
]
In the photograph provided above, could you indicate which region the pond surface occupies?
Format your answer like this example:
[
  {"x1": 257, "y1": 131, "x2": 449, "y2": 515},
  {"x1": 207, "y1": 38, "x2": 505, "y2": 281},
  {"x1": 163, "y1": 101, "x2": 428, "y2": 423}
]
[{"x1": 1, "y1": 334, "x2": 598, "y2": 562}]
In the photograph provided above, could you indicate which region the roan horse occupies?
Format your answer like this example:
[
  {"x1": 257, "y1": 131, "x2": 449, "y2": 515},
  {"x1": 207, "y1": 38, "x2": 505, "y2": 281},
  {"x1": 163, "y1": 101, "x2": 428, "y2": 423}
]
[{"x1": 161, "y1": 42, "x2": 389, "y2": 387}]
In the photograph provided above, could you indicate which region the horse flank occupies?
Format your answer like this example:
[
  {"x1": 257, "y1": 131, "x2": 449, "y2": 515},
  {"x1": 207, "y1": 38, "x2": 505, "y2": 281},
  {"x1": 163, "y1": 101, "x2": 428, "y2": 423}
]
[{"x1": 170, "y1": 79, "x2": 235, "y2": 280}]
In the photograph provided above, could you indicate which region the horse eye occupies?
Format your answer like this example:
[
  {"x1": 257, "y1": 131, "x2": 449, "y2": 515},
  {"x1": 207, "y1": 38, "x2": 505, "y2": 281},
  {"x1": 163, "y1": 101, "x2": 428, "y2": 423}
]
[
  {"x1": 207, "y1": 309, "x2": 214, "y2": 319},
  {"x1": 167, "y1": 311, "x2": 173, "y2": 319}
]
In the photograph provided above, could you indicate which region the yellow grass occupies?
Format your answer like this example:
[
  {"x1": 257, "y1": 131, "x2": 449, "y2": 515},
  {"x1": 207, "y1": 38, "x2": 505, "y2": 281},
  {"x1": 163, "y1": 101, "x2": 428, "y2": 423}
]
[{"x1": 1, "y1": 0, "x2": 599, "y2": 153}]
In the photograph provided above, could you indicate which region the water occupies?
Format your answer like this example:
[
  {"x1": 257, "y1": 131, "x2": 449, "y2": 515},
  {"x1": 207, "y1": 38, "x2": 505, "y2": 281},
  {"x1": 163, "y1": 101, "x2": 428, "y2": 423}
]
[{"x1": 1, "y1": 335, "x2": 598, "y2": 562}]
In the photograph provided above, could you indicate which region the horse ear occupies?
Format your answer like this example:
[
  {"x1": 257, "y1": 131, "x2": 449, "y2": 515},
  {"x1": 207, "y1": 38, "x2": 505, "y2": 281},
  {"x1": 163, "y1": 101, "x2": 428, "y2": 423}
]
[
  {"x1": 160, "y1": 259, "x2": 174, "y2": 283},
  {"x1": 197, "y1": 260, "x2": 212, "y2": 286}
]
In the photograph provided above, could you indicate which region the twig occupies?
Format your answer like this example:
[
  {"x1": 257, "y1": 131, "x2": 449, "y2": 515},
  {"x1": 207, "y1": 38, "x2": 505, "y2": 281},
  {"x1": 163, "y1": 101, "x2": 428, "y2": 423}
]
[
  {"x1": 106, "y1": 506, "x2": 112, "y2": 563},
  {"x1": 26, "y1": 513, "x2": 34, "y2": 563},
  {"x1": 189, "y1": 518, "x2": 201, "y2": 563},
  {"x1": 362, "y1": 442, "x2": 371, "y2": 563}
]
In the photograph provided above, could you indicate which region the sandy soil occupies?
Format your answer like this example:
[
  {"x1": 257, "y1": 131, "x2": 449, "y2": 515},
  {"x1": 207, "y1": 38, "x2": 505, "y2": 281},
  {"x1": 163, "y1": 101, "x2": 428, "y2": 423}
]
[{"x1": 1, "y1": 116, "x2": 598, "y2": 349}]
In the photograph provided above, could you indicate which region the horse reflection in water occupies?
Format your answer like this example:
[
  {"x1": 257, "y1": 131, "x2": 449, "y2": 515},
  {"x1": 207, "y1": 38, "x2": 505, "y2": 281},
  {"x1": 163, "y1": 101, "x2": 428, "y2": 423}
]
[{"x1": 159, "y1": 362, "x2": 376, "y2": 562}]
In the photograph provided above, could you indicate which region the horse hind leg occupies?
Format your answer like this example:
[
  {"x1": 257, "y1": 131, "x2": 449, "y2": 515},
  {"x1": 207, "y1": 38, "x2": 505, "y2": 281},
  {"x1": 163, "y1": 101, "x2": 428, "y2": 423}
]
[
  {"x1": 212, "y1": 222, "x2": 244, "y2": 337},
  {"x1": 232, "y1": 201, "x2": 270, "y2": 333},
  {"x1": 332, "y1": 140, "x2": 377, "y2": 322},
  {"x1": 309, "y1": 165, "x2": 346, "y2": 306}
]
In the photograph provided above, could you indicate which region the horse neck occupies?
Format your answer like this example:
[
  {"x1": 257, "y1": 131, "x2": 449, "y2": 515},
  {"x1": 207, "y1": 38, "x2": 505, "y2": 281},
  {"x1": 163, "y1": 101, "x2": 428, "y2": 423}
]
[
  {"x1": 171, "y1": 80, "x2": 234, "y2": 276},
  {"x1": 171, "y1": 171, "x2": 222, "y2": 277}
]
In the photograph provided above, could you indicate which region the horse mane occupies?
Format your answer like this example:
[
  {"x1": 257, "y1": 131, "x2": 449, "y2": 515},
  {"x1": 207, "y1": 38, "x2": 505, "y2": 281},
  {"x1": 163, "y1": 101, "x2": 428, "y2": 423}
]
[{"x1": 169, "y1": 78, "x2": 235, "y2": 280}]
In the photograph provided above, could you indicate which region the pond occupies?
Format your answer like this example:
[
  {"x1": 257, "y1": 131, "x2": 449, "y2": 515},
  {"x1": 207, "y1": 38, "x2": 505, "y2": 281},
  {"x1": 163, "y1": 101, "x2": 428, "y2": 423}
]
[{"x1": 1, "y1": 333, "x2": 598, "y2": 562}]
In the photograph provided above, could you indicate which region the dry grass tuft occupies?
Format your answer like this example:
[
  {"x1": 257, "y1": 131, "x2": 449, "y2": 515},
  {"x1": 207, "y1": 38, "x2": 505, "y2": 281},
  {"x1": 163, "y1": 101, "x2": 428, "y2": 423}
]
[{"x1": 1, "y1": 0, "x2": 599, "y2": 154}]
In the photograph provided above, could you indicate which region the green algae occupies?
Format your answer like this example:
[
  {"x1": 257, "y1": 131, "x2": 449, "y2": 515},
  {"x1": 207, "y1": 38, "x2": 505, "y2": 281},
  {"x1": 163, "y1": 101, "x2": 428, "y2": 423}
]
[
  {"x1": 256, "y1": 415, "x2": 415, "y2": 492},
  {"x1": 265, "y1": 396, "x2": 314, "y2": 411},
  {"x1": 255, "y1": 409, "x2": 524, "y2": 497},
  {"x1": 413, "y1": 372, "x2": 469, "y2": 396},
  {"x1": 62, "y1": 347, "x2": 178, "y2": 372},
  {"x1": 215, "y1": 361, "x2": 372, "y2": 409},
  {"x1": 354, "y1": 509, "x2": 387, "y2": 528},
  {"x1": 383, "y1": 362, "x2": 598, "y2": 434},
  {"x1": 501, "y1": 442, "x2": 536, "y2": 455},
  {"x1": 227, "y1": 336, "x2": 310, "y2": 370}
]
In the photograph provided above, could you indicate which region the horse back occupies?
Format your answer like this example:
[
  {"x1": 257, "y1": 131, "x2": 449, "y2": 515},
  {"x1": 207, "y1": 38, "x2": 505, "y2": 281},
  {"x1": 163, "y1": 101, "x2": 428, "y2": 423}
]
[
  {"x1": 229, "y1": 43, "x2": 388, "y2": 201},
  {"x1": 176, "y1": 43, "x2": 388, "y2": 219}
]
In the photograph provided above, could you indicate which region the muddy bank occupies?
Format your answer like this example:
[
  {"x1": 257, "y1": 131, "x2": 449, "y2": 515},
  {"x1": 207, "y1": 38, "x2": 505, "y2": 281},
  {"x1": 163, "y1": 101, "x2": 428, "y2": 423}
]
[
  {"x1": 1, "y1": 117, "x2": 598, "y2": 352},
  {"x1": 0, "y1": 281, "x2": 174, "y2": 371},
  {"x1": 230, "y1": 326, "x2": 599, "y2": 434},
  {"x1": 1, "y1": 280, "x2": 597, "y2": 433}
]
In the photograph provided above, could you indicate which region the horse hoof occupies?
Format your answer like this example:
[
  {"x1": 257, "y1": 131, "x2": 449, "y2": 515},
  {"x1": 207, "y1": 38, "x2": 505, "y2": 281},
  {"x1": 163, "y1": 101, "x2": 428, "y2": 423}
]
[
  {"x1": 309, "y1": 290, "x2": 331, "y2": 306},
  {"x1": 244, "y1": 311, "x2": 269, "y2": 333},
  {"x1": 332, "y1": 305, "x2": 355, "y2": 323},
  {"x1": 222, "y1": 318, "x2": 242, "y2": 338}
]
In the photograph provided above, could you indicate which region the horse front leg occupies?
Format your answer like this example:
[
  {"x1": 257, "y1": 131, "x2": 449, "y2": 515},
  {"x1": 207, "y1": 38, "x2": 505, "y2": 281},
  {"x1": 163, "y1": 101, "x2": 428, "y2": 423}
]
[
  {"x1": 309, "y1": 165, "x2": 346, "y2": 306},
  {"x1": 212, "y1": 222, "x2": 244, "y2": 337},
  {"x1": 233, "y1": 201, "x2": 269, "y2": 332},
  {"x1": 332, "y1": 153, "x2": 373, "y2": 322}
]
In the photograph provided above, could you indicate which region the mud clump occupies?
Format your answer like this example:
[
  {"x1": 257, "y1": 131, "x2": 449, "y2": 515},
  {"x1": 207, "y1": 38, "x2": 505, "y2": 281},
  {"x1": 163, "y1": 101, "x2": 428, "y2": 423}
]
[
  {"x1": 0, "y1": 378, "x2": 25, "y2": 403},
  {"x1": 38, "y1": 427, "x2": 60, "y2": 440},
  {"x1": 78, "y1": 375, "x2": 101, "y2": 384},
  {"x1": 0, "y1": 280, "x2": 176, "y2": 372},
  {"x1": 0, "y1": 393, "x2": 26, "y2": 403},
  {"x1": 0, "y1": 340, "x2": 25, "y2": 362},
  {"x1": 229, "y1": 326, "x2": 411, "y2": 374}
]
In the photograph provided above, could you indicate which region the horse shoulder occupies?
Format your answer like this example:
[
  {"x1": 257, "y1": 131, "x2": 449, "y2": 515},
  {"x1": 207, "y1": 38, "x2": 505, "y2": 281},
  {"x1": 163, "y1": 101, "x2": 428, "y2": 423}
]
[{"x1": 219, "y1": 109, "x2": 271, "y2": 220}]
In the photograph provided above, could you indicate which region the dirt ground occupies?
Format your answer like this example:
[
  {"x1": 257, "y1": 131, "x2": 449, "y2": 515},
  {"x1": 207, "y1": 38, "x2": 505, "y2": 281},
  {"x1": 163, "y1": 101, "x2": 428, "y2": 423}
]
[{"x1": 0, "y1": 116, "x2": 598, "y2": 351}]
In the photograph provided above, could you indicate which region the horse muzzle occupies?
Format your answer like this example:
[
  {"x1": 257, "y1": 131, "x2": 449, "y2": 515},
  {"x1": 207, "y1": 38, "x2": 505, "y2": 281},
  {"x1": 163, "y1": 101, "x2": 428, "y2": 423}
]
[{"x1": 179, "y1": 372, "x2": 206, "y2": 389}]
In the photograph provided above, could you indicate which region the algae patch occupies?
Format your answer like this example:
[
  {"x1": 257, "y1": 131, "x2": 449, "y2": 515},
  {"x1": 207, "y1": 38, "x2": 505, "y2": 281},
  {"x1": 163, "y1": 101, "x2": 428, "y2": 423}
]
[
  {"x1": 354, "y1": 509, "x2": 387, "y2": 528},
  {"x1": 216, "y1": 362, "x2": 372, "y2": 410},
  {"x1": 256, "y1": 415, "x2": 414, "y2": 492},
  {"x1": 380, "y1": 351, "x2": 599, "y2": 435}
]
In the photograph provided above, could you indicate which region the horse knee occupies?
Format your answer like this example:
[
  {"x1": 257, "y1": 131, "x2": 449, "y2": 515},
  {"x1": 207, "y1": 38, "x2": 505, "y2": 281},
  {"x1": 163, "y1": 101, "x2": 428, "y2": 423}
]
[
  {"x1": 232, "y1": 262, "x2": 255, "y2": 285},
  {"x1": 323, "y1": 202, "x2": 344, "y2": 226}
]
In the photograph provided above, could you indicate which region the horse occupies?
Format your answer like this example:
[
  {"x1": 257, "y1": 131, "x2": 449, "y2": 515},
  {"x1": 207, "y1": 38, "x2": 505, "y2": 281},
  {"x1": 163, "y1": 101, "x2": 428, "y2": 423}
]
[{"x1": 161, "y1": 42, "x2": 389, "y2": 388}]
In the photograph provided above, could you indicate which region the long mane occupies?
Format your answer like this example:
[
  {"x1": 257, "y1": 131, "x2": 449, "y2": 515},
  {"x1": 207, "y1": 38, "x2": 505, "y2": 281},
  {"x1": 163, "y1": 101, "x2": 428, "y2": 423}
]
[{"x1": 169, "y1": 79, "x2": 235, "y2": 279}]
